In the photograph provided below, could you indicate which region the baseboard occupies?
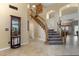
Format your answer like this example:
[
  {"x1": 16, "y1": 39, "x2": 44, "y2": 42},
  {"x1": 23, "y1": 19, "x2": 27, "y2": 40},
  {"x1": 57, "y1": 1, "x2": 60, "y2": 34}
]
[
  {"x1": 38, "y1": 38, "x2": 45, "y2": 42},
  {"x1": 0, "y1": 47, "x2": 10, "y2": 51},
  {"x1": 21, "y1": 42, "x2": 29, "y2": 45},
  {"x1": 0, "y1": 42, "x2": 28, "y2": 51}
]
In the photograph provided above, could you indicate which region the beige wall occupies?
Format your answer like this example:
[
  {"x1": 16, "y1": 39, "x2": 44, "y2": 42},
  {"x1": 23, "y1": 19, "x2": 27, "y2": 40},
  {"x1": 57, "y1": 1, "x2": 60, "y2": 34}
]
[
  {"x1": 0, "y1": 3, "x2": 29, "y2": 49},
  {"x1": 29, "y1": 19, "x2": 35, "y2": 40},
  {"x1": 29, "y1": 18, "x2": 40, "y2": 41}
]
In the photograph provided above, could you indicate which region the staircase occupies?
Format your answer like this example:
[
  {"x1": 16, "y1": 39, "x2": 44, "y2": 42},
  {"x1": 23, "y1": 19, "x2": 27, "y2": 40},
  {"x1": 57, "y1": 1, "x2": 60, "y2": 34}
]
[
  {"x1": 48, "y1": 29, "x2": 63, "y2": 45},
  {"x1": 30, "y1": 9, "x2": 48, "y2": 43},
  {"x1": 29, "y1": 4, "x2": 65, "y2": 45}
]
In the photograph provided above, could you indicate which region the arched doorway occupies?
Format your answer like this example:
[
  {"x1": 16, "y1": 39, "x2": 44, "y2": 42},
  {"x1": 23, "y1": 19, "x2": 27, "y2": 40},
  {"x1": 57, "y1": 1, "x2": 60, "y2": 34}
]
[{"x1": 59, "y1": 4, "x2": 79, "y2": 46}]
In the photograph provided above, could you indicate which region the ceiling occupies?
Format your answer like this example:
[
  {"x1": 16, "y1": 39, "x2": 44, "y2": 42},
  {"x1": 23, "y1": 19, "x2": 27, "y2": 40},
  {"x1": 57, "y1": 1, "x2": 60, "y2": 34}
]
[
  {"x1": 30, "y1": 3, "x2": 68, "y2": 11},
  {"x1": 42, "y1": 3, "x2": 78, "y2": 15},
  {"x1": 62, "y1": 7, "x2": 78, "y2": 15},
  {"x1": 42, "y1": 3, "x2": 54, "y2": 7},
  {"x1": 30, "y1": 3, "x2": 78, "y2": 15},
  {"x1": 43, "y1": 3, "x2": 68, "y2": 11},
  {"x1": 42, "y1": 3, "x2": 67, "y2": 7}
]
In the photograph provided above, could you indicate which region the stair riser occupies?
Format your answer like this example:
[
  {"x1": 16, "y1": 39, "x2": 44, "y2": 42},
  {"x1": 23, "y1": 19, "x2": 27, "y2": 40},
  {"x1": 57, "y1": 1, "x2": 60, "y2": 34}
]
[
  {"x1": 48, "y1": 37, "x2": 60, "y2": 38},
  {"x1": 48, "y1": 39, "x2": 62, "y2": 41},
  {"x1": 48, "y1": 29, "x2": 55, "y2": 31},
  {"x1": 48, "y1": 34, "x2": 59, "y2": 35},
  {"x1": 48, "y1": 43, "x2": 63, "y2": 45},
  {"x1": 48, "y1": 36, "x2": 61, "y2": 38},
  {"x1": 48, "y1": 31, "x2": 57, "y2": 33},
  {"x1": 48, "y1": 38, "x2": 61, "y2": 39},
  {"x1": 48, "y1": 33, "x2": 59, "y2": 34},
  {"x1": 48, "y1": 29, "x2": 63, "y2": 45}
]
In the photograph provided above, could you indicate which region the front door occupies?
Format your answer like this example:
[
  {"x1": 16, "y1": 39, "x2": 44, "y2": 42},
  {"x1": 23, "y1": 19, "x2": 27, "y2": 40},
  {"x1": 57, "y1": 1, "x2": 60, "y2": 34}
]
[{"x1": 11, "y1": 15, "x2": 21, "y2": 48}]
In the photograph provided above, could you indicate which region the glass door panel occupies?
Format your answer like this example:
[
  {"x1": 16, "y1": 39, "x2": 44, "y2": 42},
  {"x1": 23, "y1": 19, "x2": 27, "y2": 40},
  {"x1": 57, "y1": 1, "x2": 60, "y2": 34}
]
[{"x1": 11, "y1": 15, "x2": 21, "y2": 48}]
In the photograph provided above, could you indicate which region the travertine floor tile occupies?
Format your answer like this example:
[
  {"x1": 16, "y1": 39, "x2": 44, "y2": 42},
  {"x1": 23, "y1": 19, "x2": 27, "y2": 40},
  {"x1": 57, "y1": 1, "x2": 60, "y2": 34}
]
[{"x1": 0, "y1": 39, "x2": 79, "y2": 56}]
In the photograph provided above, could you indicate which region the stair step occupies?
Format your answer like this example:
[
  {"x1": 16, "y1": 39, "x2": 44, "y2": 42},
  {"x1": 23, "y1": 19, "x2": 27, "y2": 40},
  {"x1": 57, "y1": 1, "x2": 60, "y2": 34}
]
[
  {"x1": 48, "y1": 31, "x2": 57, "y2": 33},
  {"x1": 48, "y1": 32, "x2": 58, "y2": 34},
  {"x1": 48, "y1": 40, "x2": 63, "y2": 42},
  {"x1": 48, "y1": 29, "x2": 54, "y2": 31},
  {"x1": 48, "y1": 35, "x2": 61, "y2": 38},
  {"x1": 48, "y1": 36, "x2": 60, "y2": 38},
  {"x1": 48, "y1": 37, "x2": 61, "y2": 39},
  {"x1": 48, "y1": 29, "x2": 63, "y2": 45},
  {"x1": 48, "y1": 42, "x2": 63, "y2": 45},
  {"x1": 48, "y1": 41, "x2": 63, "y2": 45},
  {"x1": 48, "y1": 33, "x2": 60, "y2": 36},
  {"x1": 48, "y1": 39, "x2": 62, "y2": 41},
  {"x1": 48, "y1": 33, "x2": 59, "y2": 35}
]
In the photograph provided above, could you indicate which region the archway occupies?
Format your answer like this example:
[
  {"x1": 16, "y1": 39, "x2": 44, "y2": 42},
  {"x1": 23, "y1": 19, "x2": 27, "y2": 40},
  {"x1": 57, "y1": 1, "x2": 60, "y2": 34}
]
[
  {"x1": 46, "y1": 10, "x2": 58, "y2": 30},
  {"x1": 59, "y1": 4, "x2": 79, "y2": 46}
]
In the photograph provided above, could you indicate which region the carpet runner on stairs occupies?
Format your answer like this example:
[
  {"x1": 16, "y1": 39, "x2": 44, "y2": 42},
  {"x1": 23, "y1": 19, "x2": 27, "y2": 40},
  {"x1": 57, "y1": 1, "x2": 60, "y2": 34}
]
[{"x1": 48, "y1": 29, "x2": 63, "y2": 45}]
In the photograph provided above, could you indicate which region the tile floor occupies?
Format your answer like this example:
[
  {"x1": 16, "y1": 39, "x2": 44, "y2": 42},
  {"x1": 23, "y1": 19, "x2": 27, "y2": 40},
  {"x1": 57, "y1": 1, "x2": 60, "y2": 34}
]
[{"x1": 0, "y1": 35, "x2": 79, "y2": 56}]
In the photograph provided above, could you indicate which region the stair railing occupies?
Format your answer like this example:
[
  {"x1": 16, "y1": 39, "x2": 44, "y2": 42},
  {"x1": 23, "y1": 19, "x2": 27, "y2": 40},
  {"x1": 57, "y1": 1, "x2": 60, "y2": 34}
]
[
  {"x1": 29, "y1": 9, "x2": 48, "y2": 43},
  {"x1": 57, "y1": 22, "x2": 66, "y2": 44}
]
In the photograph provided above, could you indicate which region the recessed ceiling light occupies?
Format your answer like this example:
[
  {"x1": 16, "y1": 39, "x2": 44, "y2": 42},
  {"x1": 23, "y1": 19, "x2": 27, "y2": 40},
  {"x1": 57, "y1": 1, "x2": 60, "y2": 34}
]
[
  {"x1": 32, "y1": 5, "x2": 36, "y2": 8},
  {"x1": 27, "y1": 4, "x2": 30, "y2": 8},
  {"x1": 49, "y1": 10, "x2": 55, "y2": 14},
  {"x1": 66, "y1": 5, "x2": 70, "y2": 8}
]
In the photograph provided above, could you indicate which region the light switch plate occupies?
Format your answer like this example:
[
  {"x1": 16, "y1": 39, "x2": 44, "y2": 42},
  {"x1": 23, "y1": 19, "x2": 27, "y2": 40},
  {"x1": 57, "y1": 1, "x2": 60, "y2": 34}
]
[{"x1": 5, "y1": 28, "x2": 9, "y2": 31}]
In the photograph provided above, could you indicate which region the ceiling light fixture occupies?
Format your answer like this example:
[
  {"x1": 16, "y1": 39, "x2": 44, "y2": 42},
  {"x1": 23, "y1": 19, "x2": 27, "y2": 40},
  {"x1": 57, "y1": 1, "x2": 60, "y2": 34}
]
[{"x1": 32, "y1": 5, "x2": 36, "y2": 8}]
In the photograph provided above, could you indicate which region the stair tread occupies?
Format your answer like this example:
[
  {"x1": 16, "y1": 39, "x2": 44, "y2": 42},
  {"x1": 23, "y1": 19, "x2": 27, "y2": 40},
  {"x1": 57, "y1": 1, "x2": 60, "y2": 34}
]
[
  {"x1": 48, "y1": 37, "x2": 61, "y2": 38},
  {"x1": 48, "y1": 41, "x2": 63, "y2": 44},
  {"x1": 48, "y1": 36, "x2": 61, "y2": 38},
  {"x1": 48, "y1": 31, "x2": 58, "y2": 32},
  {"x1": 48, "y1": 38, "x2": 61, "y2": 39},
  {"x1": 48, "y1": 39, "x2": 62, "y2": 41},
  {"x1": 48, "y1": 42, "x2": 63, "y2": 43},
  {"x1": 48, "y1": 43, "x2": 63, "y2": 45},
  {"x1": 48, "y1": 33, "x2": 59, "y2": 34},
  {"x1": 48, "y1": 39, "x2": 61, "y2": 40},
  {"x1": 48, "y1": 29, "x2": 63, "y2": 45},
  {"x1": 48, "y1": 33, "x2": 58, "y2": 34},
  {"x1": 48, "y1": 40, "x2": 62, "y2": 42}
]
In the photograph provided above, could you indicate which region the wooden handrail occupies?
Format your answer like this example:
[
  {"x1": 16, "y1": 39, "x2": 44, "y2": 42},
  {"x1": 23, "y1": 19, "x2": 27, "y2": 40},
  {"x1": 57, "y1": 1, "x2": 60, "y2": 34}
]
[
  {"x1": 30, "y1": 14, "x2": 45, "y2": 30},
  {"x1": 30, "y1": 9, "x2": 45, "y2": 23},
  {"x1": 30, "y1": 9, "x2": 48, "y2": 43},
  {"x1": 37, "y1": 15, "x2": 46, "y2": 23}
]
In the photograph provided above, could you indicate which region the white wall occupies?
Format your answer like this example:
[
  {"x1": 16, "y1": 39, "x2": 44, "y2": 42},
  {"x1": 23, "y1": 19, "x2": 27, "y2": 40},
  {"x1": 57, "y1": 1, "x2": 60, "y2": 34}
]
[
  {"x1": 47, "y1": 12, "x2": 79, "y2": 31},
  {"x1": 29, "y1": 19, "x2": 35, "y2": 40},
  {"x1": 29, "y1": 17, "x2": 46, "y2": 42},
  {"x1": 47, "y1": 12, "x2": 59, "y2": 31},
  {"x1": 0, "y1": 3, "x2": 29, "y2": 49},
  {"x1": 61, "y1": 12, "x2": 78, "y2": 21},
  {"x1": 38, "y1": 25, "x2": 45, "y2": 41}
]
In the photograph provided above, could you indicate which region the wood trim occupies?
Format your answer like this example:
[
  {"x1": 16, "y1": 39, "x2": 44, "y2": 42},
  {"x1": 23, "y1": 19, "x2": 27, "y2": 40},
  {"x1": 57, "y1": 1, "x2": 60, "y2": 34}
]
[
  {"x1": 27, "y1": 20, "x2": 29, "y2": 31},
  {"x1": 9, "y1": 5, "x2": 18, "y2": 10},
  {"x1": 61, "y1": 25, "x2": 70, "y2": 26},
  {"x1": 10, "y1": 15, "x2": 21, "y2": 18}
]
